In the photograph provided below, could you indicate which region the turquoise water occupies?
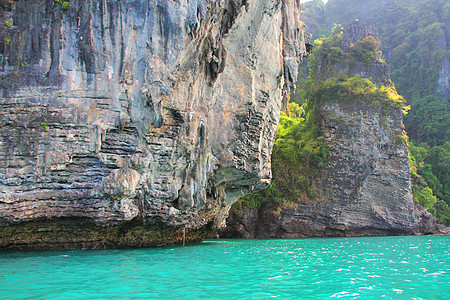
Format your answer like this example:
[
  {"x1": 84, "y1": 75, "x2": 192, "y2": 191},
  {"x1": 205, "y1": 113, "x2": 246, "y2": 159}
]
[{"x1": 0, "y1": 236, "x2": 448, "y2": 299}]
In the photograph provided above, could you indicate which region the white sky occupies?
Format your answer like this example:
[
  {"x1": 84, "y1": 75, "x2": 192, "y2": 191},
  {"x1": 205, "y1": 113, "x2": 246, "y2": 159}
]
[{"x1": 301, "y1": 0, "x2": 328, "y2": 3}]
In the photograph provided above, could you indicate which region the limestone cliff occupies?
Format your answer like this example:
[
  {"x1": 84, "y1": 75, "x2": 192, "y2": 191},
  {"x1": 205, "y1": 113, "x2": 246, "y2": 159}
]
[
  {"x1": 222, "y1": 23, "x2": 437, "y2": 239},
  {"x1": 223, "y1": 101, "x2": 437, "y2": 238},
  {"x1": 0, "y1": 0, "x2": 311, "y2": 249}
]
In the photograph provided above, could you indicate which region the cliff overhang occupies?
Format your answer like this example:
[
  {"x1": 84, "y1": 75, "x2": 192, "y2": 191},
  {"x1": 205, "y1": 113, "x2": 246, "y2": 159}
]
[{"x1": 0, "y1": 0, "x2": 311, "y2": 249}]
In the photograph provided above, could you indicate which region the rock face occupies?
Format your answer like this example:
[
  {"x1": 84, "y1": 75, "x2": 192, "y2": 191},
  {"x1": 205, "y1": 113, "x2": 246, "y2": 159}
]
[
  {"x1": 0, "y1": 0, "x2": 311, "y2": 249},
  {"x1": 222, "y1": 23, "x2": 437, "y2": 239},
  {"x1": 438, "y1": 24, "x2": 449, "y2": 102},
  {"x1": 223, "y1": 100, "x2": 435, "y2": 238}
]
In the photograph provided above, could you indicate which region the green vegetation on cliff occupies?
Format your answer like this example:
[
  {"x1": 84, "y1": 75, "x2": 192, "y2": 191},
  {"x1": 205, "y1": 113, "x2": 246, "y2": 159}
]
[
  {"x1": 305, "y1": 24, "x2": 407, "y2": 111},
  {"x1": 308, "y1": 25, "x2": 382, "y2": 78},
  {"x1": 305, "y1": 75, "x2": 407, "y2": 111},
  {"x1": 234, "y1": 27, "x2": 406, "y2": 211},
  {"x1": 299, "y1": 0, "x2": 450, "y2": 224},
  {"x1": 232, "y1": 100, "x2": 328, "y2": 211},
  {"x1": 305, "y1": 25, "x2": 407, "y2": 111},
  {"x1": 302, "y1": 0, "x2": 449, "y2": 146}
]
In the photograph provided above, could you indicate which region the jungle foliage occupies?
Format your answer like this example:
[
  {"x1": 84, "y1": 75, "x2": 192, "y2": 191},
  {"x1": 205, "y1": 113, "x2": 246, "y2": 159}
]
[{"x1": 409, "y1": 141, "x2": 450, "y2": 225}]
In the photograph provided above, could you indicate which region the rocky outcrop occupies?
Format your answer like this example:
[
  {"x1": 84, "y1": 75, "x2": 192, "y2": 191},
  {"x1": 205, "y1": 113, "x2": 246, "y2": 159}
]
[
  {"x1": 222, "y1": 22, "x2": 438, "y2": 239},
  {"x1": 223, "y1": 100, "x2": 433, "y2": 238},
  {"x1": 0, "y1": 0, "x2": 311, "y2": 249},
  {"x1": 438, "y1": 24, "x2": 449, "y2": 102},
  {"x1": 439, "y1": 55, "x2": 450, "y2": 102}
]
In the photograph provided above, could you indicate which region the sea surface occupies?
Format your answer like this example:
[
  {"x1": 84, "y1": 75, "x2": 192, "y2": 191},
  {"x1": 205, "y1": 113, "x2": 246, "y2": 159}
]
[{"x1": 0, "y1": 235, "x2": 448, "y2": 299}]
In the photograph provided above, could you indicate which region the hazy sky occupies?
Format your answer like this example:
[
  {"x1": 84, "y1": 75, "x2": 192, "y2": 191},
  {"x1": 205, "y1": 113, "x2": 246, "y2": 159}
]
[{"x1": 301, "y1": 0, "x2": 328, "y2": 3}]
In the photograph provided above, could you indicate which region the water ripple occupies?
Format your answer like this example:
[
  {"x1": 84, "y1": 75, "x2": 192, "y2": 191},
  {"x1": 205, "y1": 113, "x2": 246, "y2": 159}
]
[{"x1": 0, "y1": 235, "x2": 448, "y2": 299}]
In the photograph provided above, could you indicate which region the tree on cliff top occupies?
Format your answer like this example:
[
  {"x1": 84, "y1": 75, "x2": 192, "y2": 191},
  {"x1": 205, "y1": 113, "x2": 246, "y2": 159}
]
[{"x1": 304, "y1": 24, "x2": 407, "y2": 112}]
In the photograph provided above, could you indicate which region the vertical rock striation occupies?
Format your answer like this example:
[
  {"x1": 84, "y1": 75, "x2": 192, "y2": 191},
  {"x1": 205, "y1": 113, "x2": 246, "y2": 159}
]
[{"x1": 0, "y1": 0, "x2": 311, "y2": 249}]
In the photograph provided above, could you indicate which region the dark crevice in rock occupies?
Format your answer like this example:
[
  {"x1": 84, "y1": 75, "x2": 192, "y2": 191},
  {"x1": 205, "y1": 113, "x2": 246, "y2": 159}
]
[
  {"x1": 220, "y1": 0, "x2": 247, "y2": 36},
  {"x1": 204, "y1": 0, "x2": 248, "y2": 85},
  {"x1": 46, "y1": 8, "x2": 62, "y2": 78},
  {"x1": 197, "y1": 121, "x2": 206, "y2": 151}
]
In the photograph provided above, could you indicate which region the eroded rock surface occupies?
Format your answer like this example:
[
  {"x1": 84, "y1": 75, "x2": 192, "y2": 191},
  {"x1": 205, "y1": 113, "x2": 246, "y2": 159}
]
[{"x1": 0, "y1": 0, "x2": 311, "y2": 249}]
